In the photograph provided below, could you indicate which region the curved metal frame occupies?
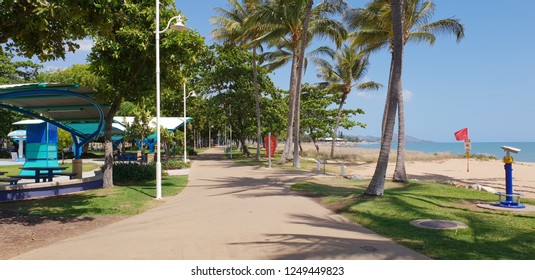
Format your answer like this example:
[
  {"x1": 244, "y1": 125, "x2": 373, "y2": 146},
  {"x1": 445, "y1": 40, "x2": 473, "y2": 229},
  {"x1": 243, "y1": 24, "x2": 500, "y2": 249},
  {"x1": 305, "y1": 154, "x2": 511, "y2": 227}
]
[{"x1": 0, "y1": 89, "x2": 105, "y2": 159}]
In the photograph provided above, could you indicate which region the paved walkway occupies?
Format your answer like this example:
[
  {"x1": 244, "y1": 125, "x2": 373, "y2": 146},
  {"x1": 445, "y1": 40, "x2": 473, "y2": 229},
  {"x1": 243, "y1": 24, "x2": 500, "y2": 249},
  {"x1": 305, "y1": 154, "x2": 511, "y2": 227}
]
[{"x1": 13, "y1": 148, "x2": 428, "y2": 260}]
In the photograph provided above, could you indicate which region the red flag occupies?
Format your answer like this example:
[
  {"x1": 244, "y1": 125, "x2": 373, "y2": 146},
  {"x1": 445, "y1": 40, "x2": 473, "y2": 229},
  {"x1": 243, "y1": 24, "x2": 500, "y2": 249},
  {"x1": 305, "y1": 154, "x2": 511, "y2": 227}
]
[{"x1": 454, "y1": 128, "x2": 468, "y2": 141}]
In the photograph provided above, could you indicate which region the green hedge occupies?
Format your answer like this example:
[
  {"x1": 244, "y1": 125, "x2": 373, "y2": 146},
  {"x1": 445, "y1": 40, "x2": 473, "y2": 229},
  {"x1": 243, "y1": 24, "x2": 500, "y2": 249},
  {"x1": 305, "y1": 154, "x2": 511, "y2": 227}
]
[
  {"x1": 163, "y1": 160, "x2": 190, "y2": 170},
  {"x1": 111, "y1": 163, "x2": 159, "y2": 184}
]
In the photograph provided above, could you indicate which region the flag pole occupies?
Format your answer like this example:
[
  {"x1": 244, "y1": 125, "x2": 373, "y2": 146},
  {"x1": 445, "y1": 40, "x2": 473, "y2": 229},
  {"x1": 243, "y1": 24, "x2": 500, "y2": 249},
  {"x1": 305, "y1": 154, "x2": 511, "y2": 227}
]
[{"x1": 467, "y1": 155, "x2": 469, "y2": 172}]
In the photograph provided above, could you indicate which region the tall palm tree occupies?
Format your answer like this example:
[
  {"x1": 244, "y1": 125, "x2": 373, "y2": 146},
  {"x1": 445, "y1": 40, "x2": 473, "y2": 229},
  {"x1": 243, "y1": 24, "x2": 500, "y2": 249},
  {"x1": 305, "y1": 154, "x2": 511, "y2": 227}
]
[
  {"x1": 249, "y1": 0, "x2": 346, "y2": 167},
  {"x1": 346, "y1": 0, "x2": 464, "y2": 183},
  {"x1": 365, "y1": 0, "x2": 404, "y2": 196},
  {"x1": 313, "y1": 44, "x2": 381, "y2": 159},
  {"x1": 211, "y1": 0, "x2": 264, "y2": 160}
]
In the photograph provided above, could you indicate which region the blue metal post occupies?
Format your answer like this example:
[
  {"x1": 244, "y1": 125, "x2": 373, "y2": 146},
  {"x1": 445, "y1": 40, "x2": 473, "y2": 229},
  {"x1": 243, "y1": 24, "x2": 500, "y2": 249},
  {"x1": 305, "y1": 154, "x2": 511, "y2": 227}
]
[{"x1": 504, "y1": 163, "x2": 514, "y2": 204}]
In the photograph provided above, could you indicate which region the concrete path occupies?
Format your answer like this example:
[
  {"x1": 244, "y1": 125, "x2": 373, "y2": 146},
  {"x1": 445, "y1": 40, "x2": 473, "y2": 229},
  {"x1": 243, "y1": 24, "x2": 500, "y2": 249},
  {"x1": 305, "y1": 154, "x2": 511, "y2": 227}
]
[{"x1": 13, "y1": 148, "x2": 428, "y2": 260}]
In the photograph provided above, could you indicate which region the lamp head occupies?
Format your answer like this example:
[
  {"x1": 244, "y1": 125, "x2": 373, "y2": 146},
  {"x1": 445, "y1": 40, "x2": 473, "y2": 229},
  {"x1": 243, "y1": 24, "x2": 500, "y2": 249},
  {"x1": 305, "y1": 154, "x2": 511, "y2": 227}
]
[
  {"x1": 170, "y1": 16, "x2": 187, "y2": 31},
  {"x1": 189, "y1": 91, "x2": 197, "y2": 97}
]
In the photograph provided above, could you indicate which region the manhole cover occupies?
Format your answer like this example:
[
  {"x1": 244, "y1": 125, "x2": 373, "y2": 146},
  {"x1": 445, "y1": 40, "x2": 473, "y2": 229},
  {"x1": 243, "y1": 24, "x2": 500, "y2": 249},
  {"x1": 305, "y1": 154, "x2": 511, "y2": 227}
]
[
  {"x1": 420, "y1": 220, "x2": 458, "y2": 229},
  {"x1": 360, "y1": 246, "x2": 378, "y2": 252},
  {"x1": 410, "y1": 219, "x2": 468, "y2": 230}
]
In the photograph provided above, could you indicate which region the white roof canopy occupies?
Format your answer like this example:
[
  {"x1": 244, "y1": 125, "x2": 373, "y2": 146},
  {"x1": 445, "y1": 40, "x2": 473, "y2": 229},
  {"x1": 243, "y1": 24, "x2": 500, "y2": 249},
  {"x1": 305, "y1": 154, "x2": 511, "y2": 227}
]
[{"x1": 114, "y1": 116, "x2": 191, "y2": 130}]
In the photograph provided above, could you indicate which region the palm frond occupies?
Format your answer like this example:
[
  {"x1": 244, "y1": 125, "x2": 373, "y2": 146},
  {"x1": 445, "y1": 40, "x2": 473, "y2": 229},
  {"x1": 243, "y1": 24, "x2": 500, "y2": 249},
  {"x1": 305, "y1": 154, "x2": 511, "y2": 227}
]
[
  {"x1": 355, "y1": 81, "x2": 382, "y2": 91},
  {"x1": 407, "y1": 32, "x2": 435, "y2": 46},
  {"x1": 417, "y1": 18, "x2": 465, "y2": 43}
]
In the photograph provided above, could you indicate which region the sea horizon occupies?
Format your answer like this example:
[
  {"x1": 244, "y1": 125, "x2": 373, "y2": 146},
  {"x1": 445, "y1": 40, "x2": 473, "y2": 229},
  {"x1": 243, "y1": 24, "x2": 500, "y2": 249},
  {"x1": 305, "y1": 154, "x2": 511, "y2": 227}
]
[{"x1": 355, "y1": 141, "x2": 535, "y2": 163}]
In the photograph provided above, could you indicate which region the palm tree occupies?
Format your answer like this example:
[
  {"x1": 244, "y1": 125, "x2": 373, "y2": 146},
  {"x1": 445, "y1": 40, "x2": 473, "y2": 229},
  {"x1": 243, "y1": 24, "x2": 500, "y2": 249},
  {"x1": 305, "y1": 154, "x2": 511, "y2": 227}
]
[
  {"x1": 313, "y1": 44, "x2": 381, "y2": 159},
  {"x1": 346, "y1": 0, "x2": 464, "y2": 183},
  {"x1": 211, "y1": 0, "x2": 264, "y2": 161},
  {"x1": 249, "y1": 0, "x2": 346, "y2": 167},
  {"x1": 364, "y1": 0, "x2": 404, "y2": 196}
]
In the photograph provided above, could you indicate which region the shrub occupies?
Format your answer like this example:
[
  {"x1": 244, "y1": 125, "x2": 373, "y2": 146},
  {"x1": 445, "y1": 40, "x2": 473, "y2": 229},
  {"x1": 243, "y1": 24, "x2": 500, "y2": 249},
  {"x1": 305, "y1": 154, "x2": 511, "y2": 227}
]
[
  {"x1": 0, "y1": 149, "x2": 10, "y2": 159},
  {"x1": 163, "y1": 160, "x2": 190, "y2": 170},
  {"x1": 187, "y1": 147, "x2": 197, "y2": 156},
  {"x1": 110, "y1": 162, "x2": 162, "y2": 184}
]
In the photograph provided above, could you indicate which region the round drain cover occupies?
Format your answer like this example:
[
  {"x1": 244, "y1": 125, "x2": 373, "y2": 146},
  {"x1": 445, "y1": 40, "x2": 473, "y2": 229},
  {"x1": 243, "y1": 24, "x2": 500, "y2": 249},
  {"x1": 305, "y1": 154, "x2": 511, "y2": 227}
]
[
  {"x1": 410, "y1": 219, "x2": 468, "y2": 230},
  {"x1": 420, "y1": 220, "x2": 458, "y2": 229}
]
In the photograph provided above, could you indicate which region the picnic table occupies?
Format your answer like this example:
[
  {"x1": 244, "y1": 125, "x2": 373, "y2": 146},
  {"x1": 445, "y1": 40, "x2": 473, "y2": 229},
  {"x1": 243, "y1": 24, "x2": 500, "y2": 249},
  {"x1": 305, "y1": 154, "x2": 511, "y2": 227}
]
[{"x1": 18, "y1": 166, "x2": 68, "y2": 183}]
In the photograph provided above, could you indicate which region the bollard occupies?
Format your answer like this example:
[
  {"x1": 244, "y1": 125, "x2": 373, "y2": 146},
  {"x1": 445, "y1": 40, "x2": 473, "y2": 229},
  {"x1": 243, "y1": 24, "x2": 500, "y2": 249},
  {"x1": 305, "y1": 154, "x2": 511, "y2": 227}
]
[
  {"x1": 494, "y1": 146, "x2": 525, "y2": 208},
  {"x1": 341, "y1": 162, "x2": 345, "y2": 176},
  {"x1": 72, "y1": 159, "x2": 83, "y2": 179},
  {"x1": 317, "y1": 160, "x2": 321, "y2": 172}
]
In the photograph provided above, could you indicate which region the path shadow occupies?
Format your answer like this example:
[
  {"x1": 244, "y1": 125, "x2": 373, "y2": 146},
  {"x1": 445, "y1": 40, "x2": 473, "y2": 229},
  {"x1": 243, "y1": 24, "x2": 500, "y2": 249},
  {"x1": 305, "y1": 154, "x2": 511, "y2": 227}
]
[
  {"x1": 230, "y1": 233, "x2": 425, "y2": 260},
  {"x1": 0, "y1": 210, "x2": 94, "y2": 226}
]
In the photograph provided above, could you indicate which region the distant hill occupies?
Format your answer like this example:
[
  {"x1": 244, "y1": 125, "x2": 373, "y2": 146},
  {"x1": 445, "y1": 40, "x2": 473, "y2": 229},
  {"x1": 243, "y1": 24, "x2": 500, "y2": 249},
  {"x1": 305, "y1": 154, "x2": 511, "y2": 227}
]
[{"x1": 354, "y1": 134, "x2": 433, "y2": 143}]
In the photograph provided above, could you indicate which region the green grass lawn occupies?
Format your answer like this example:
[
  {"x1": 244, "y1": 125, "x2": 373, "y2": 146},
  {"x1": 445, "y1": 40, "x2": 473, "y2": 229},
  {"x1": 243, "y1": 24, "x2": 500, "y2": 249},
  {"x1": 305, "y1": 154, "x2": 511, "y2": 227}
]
[
  {"x1": 291, "y1": 179, "x2": 535, "y2": 260},
  {"x1": 0, "y1": 176, "x2": 187, "y2": 216}
]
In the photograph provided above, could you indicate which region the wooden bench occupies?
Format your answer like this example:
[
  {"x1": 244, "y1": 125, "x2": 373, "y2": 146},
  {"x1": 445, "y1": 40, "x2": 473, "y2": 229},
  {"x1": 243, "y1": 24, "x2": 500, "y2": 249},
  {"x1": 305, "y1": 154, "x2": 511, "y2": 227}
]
[
  {"x1": 55, "y1": 172, "x2": 78, "y2": 179},
  {"x1": 10, "y1": 174, "x2": 53, "y2": 183},
  {"x1": 0, "y1": 178, "x2": 20, "y2": 185}
]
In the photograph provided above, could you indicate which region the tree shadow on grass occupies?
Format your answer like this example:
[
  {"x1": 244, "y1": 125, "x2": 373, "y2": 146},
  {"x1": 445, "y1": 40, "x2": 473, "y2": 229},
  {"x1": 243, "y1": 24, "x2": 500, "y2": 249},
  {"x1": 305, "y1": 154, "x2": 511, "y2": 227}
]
[{"x1": 0, "y1": 209, "x2": 95, "y2": 226}]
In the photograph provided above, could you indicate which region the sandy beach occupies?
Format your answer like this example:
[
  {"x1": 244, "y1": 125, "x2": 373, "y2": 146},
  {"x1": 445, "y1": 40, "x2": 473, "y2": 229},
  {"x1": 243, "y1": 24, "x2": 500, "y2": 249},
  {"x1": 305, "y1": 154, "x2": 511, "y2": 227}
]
[{"x1": 340, "y1": 158, "x2": 535, "y2": 199}]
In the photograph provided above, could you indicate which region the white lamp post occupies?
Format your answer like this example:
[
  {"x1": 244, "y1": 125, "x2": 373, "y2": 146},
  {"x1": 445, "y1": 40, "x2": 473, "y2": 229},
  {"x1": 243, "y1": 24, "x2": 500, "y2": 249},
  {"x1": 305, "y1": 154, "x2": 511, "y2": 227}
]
[
  {"x1": 183, "y1": 83, "x2": 196, "y2": 163},
  {"x1": 155, "y1": 4, "x2": 187, "y2": 199}
]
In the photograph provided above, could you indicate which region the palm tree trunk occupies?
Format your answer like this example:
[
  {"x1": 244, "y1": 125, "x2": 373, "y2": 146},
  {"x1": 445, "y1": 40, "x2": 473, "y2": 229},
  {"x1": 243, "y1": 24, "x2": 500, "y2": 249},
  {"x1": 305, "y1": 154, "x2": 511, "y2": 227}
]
[
  {"x1": 330, "y1": 95, "x2": 346, "y2": 159},
  {"x1": 292, "y1": 0, "x2": 314, "y2": 168},
  {"x1": 381, "y1": 60, "x2": 394, "y2": 137},
  {"x1": 366, "y1": 0, "x2": 404, "y2": 196},
  {"x1": 393, "y1": 91, "x2": 407, "y2": 182},
  {"x1": 252, "y1": 48, "x2": 262, "y2": 161},
  {"x1": 278, "y1": 51, "x2": 298, "y2": 164},
  {"x1": 103, "y1": 96, "x2": 122, "y2": 188}
]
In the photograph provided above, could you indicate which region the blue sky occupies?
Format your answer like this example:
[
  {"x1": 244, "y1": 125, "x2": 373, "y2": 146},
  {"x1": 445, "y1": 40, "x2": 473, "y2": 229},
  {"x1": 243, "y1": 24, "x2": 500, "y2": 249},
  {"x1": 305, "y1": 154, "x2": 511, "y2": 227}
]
[{"x1": 40, "y1": 0, "x2": 535, "y2": 142}]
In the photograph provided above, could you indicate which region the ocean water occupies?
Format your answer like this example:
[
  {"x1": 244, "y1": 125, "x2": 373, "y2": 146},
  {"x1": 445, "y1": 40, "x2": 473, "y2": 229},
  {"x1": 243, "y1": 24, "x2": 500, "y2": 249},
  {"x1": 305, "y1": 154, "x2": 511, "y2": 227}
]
[{"x1": 355, "y1": 142, "x2": 535, "y2": 163}]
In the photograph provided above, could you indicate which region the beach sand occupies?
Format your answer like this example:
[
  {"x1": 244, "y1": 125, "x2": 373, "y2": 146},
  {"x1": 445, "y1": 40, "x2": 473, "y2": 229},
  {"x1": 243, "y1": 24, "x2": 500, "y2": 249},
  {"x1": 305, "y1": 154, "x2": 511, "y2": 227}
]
[{"x1": 343, "y1": 158, "x2": 535, "y2": 198}]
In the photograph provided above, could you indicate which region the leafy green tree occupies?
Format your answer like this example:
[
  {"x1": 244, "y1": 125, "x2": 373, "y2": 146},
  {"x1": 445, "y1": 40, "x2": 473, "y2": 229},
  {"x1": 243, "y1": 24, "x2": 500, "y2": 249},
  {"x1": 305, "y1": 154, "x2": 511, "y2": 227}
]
[
  {"x1": 0, "y1": 0, "x2": 118, "y2": 61},
  {"x1": 300, "y1": 84, "x2": 364, "y2": 154},
  {"x1": 123, "y1": 103, "x2": 154, "y2": 153},
  {"x1": 0, "y1": 52, "x2": 42, "y2": 84},
  {"x1": 57, "y1": 128, "x2": 73, "y2": 164},
  {"x1": 117, "y1": 102, "x2": 137, "y2": 117},
  {"x1": 89, "y1": 1, "x2": 205, "y2": 188},
  {"x1": 212, "y1": 0, "x2": 265, "y2": 161},
  {"x1": 37, "y1": 64, "x2": 102, "y2": 89},
  {"x1": 314, "y1": 44, "x2": 381, "y2": 159},
  {"x1": 0, "y1": 52, "x2": 41, "y2": 140},
  {"x1": 346, "y1": 0, "x2": 464, "y2": 183},
  {"x1": 203, "y1": 45, "x2": 276, "y2": 157}
]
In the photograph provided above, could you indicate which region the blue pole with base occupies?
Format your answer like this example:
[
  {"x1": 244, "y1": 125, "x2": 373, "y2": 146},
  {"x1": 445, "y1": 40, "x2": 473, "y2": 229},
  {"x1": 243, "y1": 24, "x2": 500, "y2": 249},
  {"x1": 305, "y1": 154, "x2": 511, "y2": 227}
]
[
  {"x1": 503, "y1": 156, "x2": 515, "y2": 205},
  {"x1": 494, "y1": 146, "x2": 525, "y2": 209}
]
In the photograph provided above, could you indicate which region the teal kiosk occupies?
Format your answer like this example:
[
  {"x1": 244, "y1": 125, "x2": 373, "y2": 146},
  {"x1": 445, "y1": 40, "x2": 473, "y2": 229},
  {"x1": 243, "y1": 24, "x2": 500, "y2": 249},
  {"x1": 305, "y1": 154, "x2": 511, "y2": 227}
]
[{"x1": 19, "y1": 122, "x2": 60, "y2": 176}]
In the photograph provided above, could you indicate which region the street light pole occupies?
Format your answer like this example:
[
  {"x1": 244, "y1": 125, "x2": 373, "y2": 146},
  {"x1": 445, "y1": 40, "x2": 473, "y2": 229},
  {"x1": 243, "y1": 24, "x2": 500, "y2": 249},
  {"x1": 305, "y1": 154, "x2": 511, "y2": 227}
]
[
  {"x1": 183, "y1": 83, "x2": 196, "y2": 163},
  {"x1": 155, "y1": 1, "x2": 162, "y2": 199},
  {"x1": 155, "y1": 4, "x2": 187, "y2": 199},
  {"x1": 183, "y1": 83, "x2": 187, "y2": 163}
]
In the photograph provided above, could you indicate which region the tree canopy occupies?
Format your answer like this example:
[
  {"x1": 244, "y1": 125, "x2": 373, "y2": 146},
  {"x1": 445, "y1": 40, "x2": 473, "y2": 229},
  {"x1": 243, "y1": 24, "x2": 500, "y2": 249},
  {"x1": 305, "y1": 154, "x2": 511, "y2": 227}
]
[{"x1": 0, "y1": 0, "x2": 119, "y2": 61}]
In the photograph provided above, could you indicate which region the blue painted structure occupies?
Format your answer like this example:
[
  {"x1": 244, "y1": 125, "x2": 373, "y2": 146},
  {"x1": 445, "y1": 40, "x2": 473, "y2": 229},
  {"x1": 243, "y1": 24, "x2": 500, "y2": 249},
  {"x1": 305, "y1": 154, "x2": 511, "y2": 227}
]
[
  {"x1": 19, "y1": 122, "x2": 60, "y2": 176},
  {"x1": 0, "y1": 179, "x2": 103, "y2": 202},
  {"x1": 0, "y1": 84, "x2": 108, "y2": 160}
]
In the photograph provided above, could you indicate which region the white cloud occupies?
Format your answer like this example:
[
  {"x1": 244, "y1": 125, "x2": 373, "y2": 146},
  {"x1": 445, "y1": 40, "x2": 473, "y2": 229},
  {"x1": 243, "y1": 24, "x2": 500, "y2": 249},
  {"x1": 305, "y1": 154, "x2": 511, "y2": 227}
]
[
  {"x1": 42, "y1": 66, "x2": 68, "y2": 73},
  {"x1": 403, "y1": 89, "x2": 414, "y2": 102},
  {"x1": 72, "y1": 39, "x2": 94, "y2": 52},
  {"x1": 355, "y1": 88, "x2": 413, "y2": 101},
  {"x1": 356, "y1": 91, "x2": 383, "y2": 98}
]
